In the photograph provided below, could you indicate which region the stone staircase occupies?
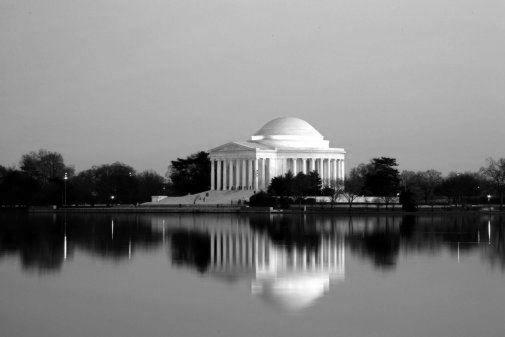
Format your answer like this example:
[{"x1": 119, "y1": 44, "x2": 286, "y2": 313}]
[{"x1": 144, "y1": 189, "x2": 256, "y2": 206}]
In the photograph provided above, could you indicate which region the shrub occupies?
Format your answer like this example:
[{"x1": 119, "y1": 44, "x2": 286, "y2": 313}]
[
  {"x1": 249, "y1": 191, "x2": 276, "y2": 207},
  {"x1": 400, "y1": 190, "x2": 418, "y2": 212},
  {"x1": 279, "y1": 197, "x2": 293, "y2": 209}
]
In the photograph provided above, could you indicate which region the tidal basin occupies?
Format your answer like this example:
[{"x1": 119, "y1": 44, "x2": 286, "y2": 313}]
[{"x1": 1, "y1": 213, "x2": 504, "y2": 337}]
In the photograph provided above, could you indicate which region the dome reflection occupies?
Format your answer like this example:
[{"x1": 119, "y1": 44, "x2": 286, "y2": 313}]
[{"x1": 205, "y1": 222, "x2": 345, "y2": 311}]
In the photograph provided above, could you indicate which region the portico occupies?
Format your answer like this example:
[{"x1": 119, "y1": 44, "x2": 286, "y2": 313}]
[{"x1": 209, "y1": 117, "x2": 346, "y2": 191}]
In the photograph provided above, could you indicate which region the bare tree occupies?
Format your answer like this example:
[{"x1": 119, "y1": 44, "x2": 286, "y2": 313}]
[
  {"x1": 20, "y1": 149, "x2": 74, "y2": 184},
  {"x1": 327, "y1": 178, "x2": 345, "y2": 204},
  {"x1": 481, "y1": 158, "x2": 505, "y2": 209},
  {"x1": 342, "y1": 167, "x2": 365, "y2": 208},
  {"x1": 417, "y1": 170, "x2": 443, "y2": 205}
]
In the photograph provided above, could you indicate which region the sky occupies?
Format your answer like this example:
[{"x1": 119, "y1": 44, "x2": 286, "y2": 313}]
[{"x1": 1, "y1": 0, "x2": 505, "y2": 175}]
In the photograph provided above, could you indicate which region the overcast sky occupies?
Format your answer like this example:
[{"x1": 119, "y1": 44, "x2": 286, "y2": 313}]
[{"x1": 1, "y1": 0, "x2": 504, "y2": 175}]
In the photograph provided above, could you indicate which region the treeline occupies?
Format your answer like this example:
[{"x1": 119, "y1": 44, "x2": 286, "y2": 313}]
[
  {"x1": 344, "y1": 157, "x2": 505, "y2": 210},
  {"x1": 1, "y1": 148, "x2": 505, "y2": 209},
  {"x1": 0, "y1": 150, "x2": 166, "y2": 206},
  {"x1": 251, "y1": 156, "x2": 505, "y2": 210}
]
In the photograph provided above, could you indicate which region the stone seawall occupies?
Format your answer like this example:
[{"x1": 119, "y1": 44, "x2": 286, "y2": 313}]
[
  {"x1": 25, "y1": 205, "x2": 502, "y2": 215},
  {"x1": 28, "y1": 206, "x2": 275, "y2": 214}
]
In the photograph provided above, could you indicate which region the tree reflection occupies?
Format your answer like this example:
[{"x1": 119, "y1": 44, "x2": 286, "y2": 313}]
[
  {"x1": 170, "y1": 231, "x2": 210, "y2": 273},
  {"x1": 0, "y1": 213, "x2": 163, "y2": 272},
  {"x1": 0, "y1": 213, "x2": 504, "y2": 275}
]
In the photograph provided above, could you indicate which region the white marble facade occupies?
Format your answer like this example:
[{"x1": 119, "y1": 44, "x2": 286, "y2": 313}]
[{"x1": 209, "y1": 117, "x2": 346, "y2": 191}]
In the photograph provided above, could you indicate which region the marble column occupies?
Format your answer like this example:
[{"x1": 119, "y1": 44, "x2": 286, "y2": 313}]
[
  {"x1": 328, "y1": 159, "x2": 332, "y2": 184},
  {"x1": 211, "y1": 160, "x2": 215, "y2": 190},
  {"x1": 228, "y1": 160, "x2": 233, "y2": 190},
  {"x1": 309, "y1": 158, "x2": 315, "y2": 172},
  {"x1": 328, "y1": 159, "x2": 332, "y2": 185},
  {"x1": 234, "y1": 160, "x2": 239, "y2": 189},
  {"x1": 323, "y1": 159, "x2": 328, "y2": 186},
  {"x1": 260, "y1": 158, "x2": 266, "y2": 189},
  {"x1": 223, "y1": 159, "x2": 228, "y2": 191},
  {"x1": 217, "y1": 160, "x2": 222, "y2": 190},
  {"x1": 241, "y1": 159, "x2": 247, "y2": 189},
  {"x1": 264, "y1": 158, "x2": 269, "y2": 188},
  {"x1": 247, "y1": 159, "x2": 253, "y2": 189},
  {"x1": 302, "y1": 158, "x2": 307, "y2": 174},
  {"x1": 333, "y1": 159, "x2": 338, "y2": 182},
  {"x1": 321, "y1": 159, "x2": 325, "y2": 186},
  {"x1": 253, "y1": 159, "x2": 259, "y2": 190},
  {"x1": 293, "y1": 158, "x2": 297, "y2": 174},
  {"x1": 327, "y1": 159, "x2": 331, "y2": 186},
  {"x1": 335, "y1": 160, "x2": 339, "y2": 180}
]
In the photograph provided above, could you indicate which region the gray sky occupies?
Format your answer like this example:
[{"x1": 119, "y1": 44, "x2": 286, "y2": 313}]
[{"x1": 1, "y1": 0, "x2": 504, "y2": 175}]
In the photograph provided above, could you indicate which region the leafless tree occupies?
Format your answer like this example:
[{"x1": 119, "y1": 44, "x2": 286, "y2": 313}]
[{"x1": 481, "y1": 157, "x2": 505, "y2": 209}]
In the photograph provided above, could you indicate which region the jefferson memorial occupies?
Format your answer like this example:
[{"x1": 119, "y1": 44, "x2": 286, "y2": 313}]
[{"x1": 209, "y1": 117, "x2": 346, "y2": 191}]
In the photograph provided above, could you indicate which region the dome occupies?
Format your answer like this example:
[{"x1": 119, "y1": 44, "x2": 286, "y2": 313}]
[
  {"x1": 253, "y1": 117, "x2": 323, "y2": 138},
  {"x1": 250, "y1": 117, "x2": 329, "y2": 149}
]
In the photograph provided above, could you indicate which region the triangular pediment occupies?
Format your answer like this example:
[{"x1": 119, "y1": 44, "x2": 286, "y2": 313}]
[{"x1": 209, "y1": 142, "x2": 257, "y2": 153}]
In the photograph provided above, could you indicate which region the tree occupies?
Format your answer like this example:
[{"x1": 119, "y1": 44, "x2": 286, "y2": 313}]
[
  {"x1": 342, "y1": 165, "x2": 366, "y2": 208},
  {"x1": 0, "y1": 167, "x2": 39, "y2": 206},
  {"x1": 323, "y1": 178, "x2": 344, "y2": 203},
  {"x1": 438, "y1": 172, "x2": 481, "y2": 206},
  {"x1": 69, "y1": 169, "x2": 98, "y2": 205},
  {"x1": 268, "y1": 171, "x2": 295, "y2": 196},
  {"x1": 417, "y1": 170, "x2": 443, "y2": 204},
  {"x1": 399, "y1": 169, "x2": 443, "y2": 205},
  {"x1": 168, "y1": 151, "x2": 210, "y2": 195},
  {"x1": 74, "y1": 163, "x2": 137, "y2": 204},
  {"x1": 136, "y1": 170, "x2": 166, "y2": 202},
  {"x1": 15, "y1": 149, "x2": 75, "y2": 205},
  {"x1": 267, "y1": 171, "x2": 321, "y2": 199},
  {"x1": 293, "y1": 171, "x2": 322, "y2": 197},
  {"x1": 399, "y1": 189, "x2": 418, "y2": 211},
  {"x1": 481, "y1": 158, "x2": 505, "y2": 209},
  {"x1": 364, "y1": 157, "x2": 400, "y2": 207},
  {"x1": 20, "y1": 149, "x2": 74, "y2": 184},
  {"x1": 399, "y1": 170, "x2": 420, "y2": 194},
  {"x1": 249, "y1": 191, "x2": 276, "y2": 207}
]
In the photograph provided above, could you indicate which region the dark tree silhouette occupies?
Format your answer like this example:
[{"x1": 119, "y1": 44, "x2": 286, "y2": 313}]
[
  {"x1": 267, "y1": 171, "x2": 321, "y2": 198},
  {"x1": 0, "y1": 168, "x2": 39, "y2": 206},
  {"x1": 136, "y1": 170, "x2": 166, "y2": 202},
  {"x1": 20, "y1": 149, "x2": 74, "y2": 184},
  {"x1": 168, "y1": 151, "x2": 210, "y2": 195},
  {"x1": 268, "y1": 171, "x2": 295, "y2": 196},
  {"x1": 364, "y1": 157, "x2": 400, "y2": 207},
  {"x1": 249, "y1": 191, "x2": 276, "y2": 207},
  {"x1": 438, "y1": 172, "x2": 482, "y2": 205},
  {"x1": 481, "y1": 158, "x2": 505, "y2": 209}
]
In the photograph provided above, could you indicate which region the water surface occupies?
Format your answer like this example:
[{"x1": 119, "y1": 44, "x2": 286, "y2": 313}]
[{"x1": 1, "y1": 212, "x2": 504, "y2": 337}]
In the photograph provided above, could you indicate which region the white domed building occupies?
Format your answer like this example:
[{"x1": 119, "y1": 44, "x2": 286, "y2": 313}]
[{"x1": 209, "y1": 117, "x2": 346, "y2": 191}]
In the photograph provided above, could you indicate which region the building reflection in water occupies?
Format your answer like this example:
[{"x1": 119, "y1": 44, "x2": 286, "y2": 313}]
[
  {"x1": 155, "y1": 215, "x2": 346, "y2": 311},
  {"x1": 207, "y1": 222, "x2": 345, "y2": 311},
  {"x1": 0, "y1": 212, "x2": 504, "y2": 307}
]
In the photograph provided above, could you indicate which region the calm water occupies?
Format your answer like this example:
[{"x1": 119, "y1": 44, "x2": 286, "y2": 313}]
[{"x1": 0, "y1": 212, "x2": 504, "y2": 337}]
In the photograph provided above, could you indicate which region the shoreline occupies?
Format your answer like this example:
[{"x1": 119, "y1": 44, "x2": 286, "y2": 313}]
[{"x1": 6, "y1": 205, "x2": 503, "y2": 215}]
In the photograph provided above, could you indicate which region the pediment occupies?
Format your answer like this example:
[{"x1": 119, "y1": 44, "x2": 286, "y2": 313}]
[{"x1": 209, "y1": 142, "x2": 257, "y2": 153}]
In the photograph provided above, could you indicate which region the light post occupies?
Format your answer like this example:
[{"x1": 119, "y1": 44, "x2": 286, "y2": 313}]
[
  {"x1": 487, "y1": 194, "x2": 492, "y2": 210},
  {"x1": 63, "y1": 172, "x2": 68, "y2": 207},
  {"x1": 110, "y1": 195, "x2": 115, "y2": 206}
]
